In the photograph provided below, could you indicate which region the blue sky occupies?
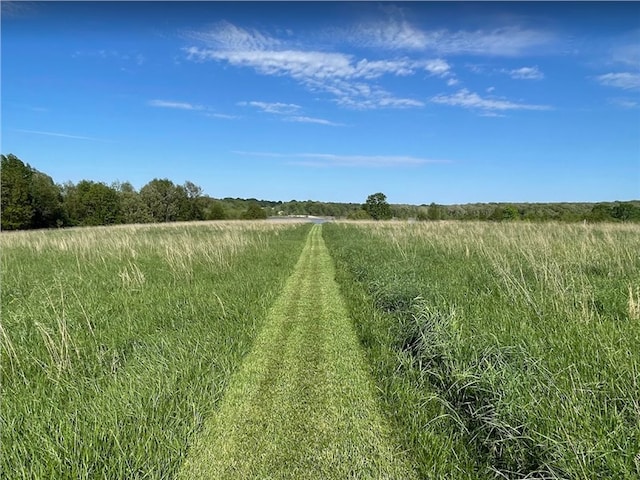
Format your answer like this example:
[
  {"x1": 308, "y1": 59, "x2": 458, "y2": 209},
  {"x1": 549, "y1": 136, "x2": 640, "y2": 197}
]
[{"x1": 2, "y1": 1, "x2": 639, "y2": 204}]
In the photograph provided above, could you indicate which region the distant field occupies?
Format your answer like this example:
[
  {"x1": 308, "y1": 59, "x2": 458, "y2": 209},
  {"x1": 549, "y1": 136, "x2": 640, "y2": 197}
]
[
  {"x1": 2, "y1": 220, "x2": 638, "y2": 479},
  {"x1": 325, "y1": 221, "x2": 640, "y2": 479}
]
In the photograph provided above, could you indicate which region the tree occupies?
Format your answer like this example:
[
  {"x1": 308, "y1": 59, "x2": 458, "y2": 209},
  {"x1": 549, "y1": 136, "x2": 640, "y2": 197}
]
[
  {"x1": 427, "y1": 202, "x2": 443, "y2": 221},
  {"x1": 1, "y1": 154, "x2": 35, "y2": 229},
  {"x1": 612, "y1": 202, "x2": 640, "y2": 222},
  {"x1": 179, "y1": 181, "x2": 205, "y2": 221},
  {"x1": 114, "y1": 182, "x2": 152, "y2": 224},
  {"x1": 140, "y1": 178, "x2": 186, "y2": 223},
  {"x1": 588, "y1": 203, "x2": 613, "y2": 222},
  {"x1": 1, "y1": 154, "x2": 66, "y2": 230},
  {"x1": 30, "y1": 171, "x2": 65, "y2": 228},
  {"x1": 202, "y1": 198, "x2": 226, "y2": 220},
  {"x1": 347, "y1": 209, "x2": 371, "y2": 220},
  {"x1": 242, "y1": 202, "x2": 267, "y2": 219},
  {"x1": 363, "y1": 192, "x2": 392, "y2": 220},
  {"x1": 64, "y1": 180, "x2": 121, "y2": 226}
]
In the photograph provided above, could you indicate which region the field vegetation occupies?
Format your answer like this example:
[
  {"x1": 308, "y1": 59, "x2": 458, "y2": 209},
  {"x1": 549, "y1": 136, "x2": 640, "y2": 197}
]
[
  {"x1": 324, "y1": 221, "x2": 640, "y2": 479},
  {"x1": 1, "y1": 220, "x2": 311, "y2": 478},
  {"x1": 2, "y1": 219, "x2": 638, "y2": 479}
]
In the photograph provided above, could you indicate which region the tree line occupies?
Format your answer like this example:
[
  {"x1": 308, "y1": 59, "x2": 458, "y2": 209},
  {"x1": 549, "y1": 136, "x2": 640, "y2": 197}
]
[
  {"x1": 0, "y1": 154, "x2": 268, "y2": 230},
  {"x1": 1, "y1": 154, "x2": 638, "y2": 231}
]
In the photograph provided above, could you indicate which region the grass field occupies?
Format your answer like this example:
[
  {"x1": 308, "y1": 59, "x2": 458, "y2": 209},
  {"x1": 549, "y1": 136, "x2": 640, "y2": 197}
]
[
  {"x1": 179, "y1": 225, "x2": 414, "y2": 479},
  {"x1": 2, "y1": 220, "x2": 639, "y2": 479},
  {"x1": 1, "y1": 221, "x2": 311, "y2": 478},
  {"x1": 324, "y1": 221, "x2": 640, "y2": 479}
]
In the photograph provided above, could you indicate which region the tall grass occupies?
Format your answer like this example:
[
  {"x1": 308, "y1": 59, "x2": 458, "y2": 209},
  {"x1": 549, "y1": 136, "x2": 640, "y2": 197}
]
[
  {"x1": 324, "y1": 221, "x2": 640, "y2": 479},
  {"x1": 1, "y1": 221, "x2": 311, "y2": 478}
]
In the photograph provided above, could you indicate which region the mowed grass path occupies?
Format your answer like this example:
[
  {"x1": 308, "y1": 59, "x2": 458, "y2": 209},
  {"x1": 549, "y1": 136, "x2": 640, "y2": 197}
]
[{"x1": 179, "y1": 225, "x2": 416, "y2": 479}]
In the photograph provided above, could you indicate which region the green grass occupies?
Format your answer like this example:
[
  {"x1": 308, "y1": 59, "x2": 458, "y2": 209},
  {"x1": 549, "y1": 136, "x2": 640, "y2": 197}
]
[
  {"x1": 1, "y1": 221, "x2": 311, "y2": 478},
  {"x1": 179, "y1": 224, "x2": 415, "y2": 479},
  {"x1": 4, "y1": 219, "x2": 639, "y2": 479},
  {"x1": 324, "y1": 221, "x2": 640, "y2": 479}
]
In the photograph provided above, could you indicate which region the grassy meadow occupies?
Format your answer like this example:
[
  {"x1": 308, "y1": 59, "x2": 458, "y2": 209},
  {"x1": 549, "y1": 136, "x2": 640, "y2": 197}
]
[
  {"x1": 1, "y1": 221, "x2": 311, "y2": 478},
  {"x1": 2, "y1": 219, "x2": 638, "y2": 479},
  {"x1": 324, "y1": 221, "x2": 640, "y2": 479}
]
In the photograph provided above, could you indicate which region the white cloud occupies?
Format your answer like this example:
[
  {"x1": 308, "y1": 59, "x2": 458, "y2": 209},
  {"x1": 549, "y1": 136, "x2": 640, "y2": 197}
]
[
  {"x1": 148, "y1": 99, "x2": 204, "y2": 110},
  {"x1": 238, "y1": 101, "x2": 301, "y2": 114},
  {"x1": 423, "y1": 59, "x2": 452, "y2": 77},
  {"x1": 609, "y1": 98, "x2": 639, "y2": 109},
  {"x1": 185, "y1": 22, "x2": 436, "y2": 109},
  {"x1": 285, "y1": 116, "x2": 344, "y2": 126},
  {"x1": 596, "y1": 72, "x2": 640, "y2": 90},
  {"x1": 206, "y1": 112, "x2": 240, "y2": 119},
  {"x1": 233, "y1": 151, "x2": 446, "y2": 167},
  {"x1": 12, "y1": 129, "x2": 109, "y2": 142},
  {"x1": 186, "y1": 46, "x2": 433, "y2": 81},
  {"x1": 352, "y1": 18, "x2": 430, "y2": 50},
  {"x1": 238, "y1": 101, "x2": 344, "y2": 124},
  {"x1": 431, "y1": 89, "x2": 552, "y2": 112},
  {"x1": 73, "y1": 49, "x2": 145, "y2": 66},
  {"x1": 428, "y1": 27, "x2": 555, "y2": 57},
  {"x1": 188, "y1": 20, "x2": 281, "y2": 51},
  {"x1": 507, "y1": 66, "x2": 544, "y2": 80},
  {"x1": 1, "y1": 1, "x2": 36, "y2": 17},
  {"x1": 350, "y1": 16, "x2": 554, "y2": 57},
  {"x1": 610, "y1": 38, "x2": 640, "y2": 69}
]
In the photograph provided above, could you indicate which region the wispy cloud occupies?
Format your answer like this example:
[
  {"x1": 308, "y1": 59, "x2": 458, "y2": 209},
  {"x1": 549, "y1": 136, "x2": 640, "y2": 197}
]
[
  {"x1": 595, "y1": 72, "x2": 640, "y2": 90},
  {"x1": 148, "y1": 99, "x2": 204, "y2": 110},
  {"x1": 431, "y1": 89, "x2": 552, "y2": 113},
  {"x1": 609, "y1": 98, "x2": 639, "y2": 109},
  {"x1": 185, "y1": 22, "x2": 438, "y2": 109},
  {"x1": 285, "y1": 116, "x2": 344, "y2": 126},
  {"x1": 188, "y1": 20, "x2": 281, "y2": 51},
  {"x1": 73, "y1": 49, "x2": 145, "y2": 66},
  {"x1": 148, "y1": 99, "x2": 238, "y2": 119},
  {"x1": 12, "y1": 129, "x2": 109, "y2": 142},
  {"x1": 506, "y1": 66, "x2": 544, "y2": 80},
  {"x1": 350, "y1": 17, "x2": 555, "y2": 57},
  {"x1": 186, "y1": 46, "x2": 436, "y2": 82},
  {"x1": 233, "y1": 151, "x2": 446, "y2": 167},
  {"x1": 350, "y1": 17, "x2": 431, "y2": 51},
  {"x1": 425, "y1": 27, "x2": 555, "y2": 57},
  {"x1": 238, "y1": 101, "x2": 301, "y2": 114},
  {"x1": 1, "y1": 1, "x2": 36, "y2": 18},
  {"x1": 206, "y1": 112, "x2": 240, "y2": 120},
  {"x1": 237, "y1": 100, "x2": 343, "y2": 125},
  {"x1": 610, "y1": 35, "x2": 640, "y2": 69}
]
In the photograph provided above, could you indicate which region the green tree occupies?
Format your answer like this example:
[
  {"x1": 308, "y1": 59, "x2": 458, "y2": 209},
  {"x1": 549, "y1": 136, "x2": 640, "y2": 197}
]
[
  {"x1": 30, "y1": 171, "x2": 65, "y2": 228},
  {"x1": 363, "y1": 192, "x2": 392, "y2": 220},
  {"x1": 612, "y1": 202, "x2": 640, "y2": 222},
  {"x1": 114, "y1": 182, "x2": 152, "y2": 224},
  {"x1": 588, "y1": 203, "x2": 613, "y2": 222},
  {"x1": 503, "y1": 205, "x2": 520, "y2": 221},
  {"x1": 179, "y1": 181, "x2": 205, "y2": 221},
  {"x1": 64, "y1": 180, "x2": 121, "y2": 226},
  {"x1": 427, "y1": 202, "x2": 443, "y2": 221},
  {"x1": 1, "y1": 154, "x2": 66, "y2": 230},
  {"x1": 202, "y1": 198, "x2": 226, "y2": 220},
  {"x1": 242, "y1": 202, "x2": 267, "y2": 219},
  {"x1": 1, "y1": 154, "x2": 35, "y2": 230},
  {"x1": 140, "y1": 178, "x2": 186, "y2": 223},
  {"x1": 347, "y1": 209, "x2": 371, "y2": 220}
]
